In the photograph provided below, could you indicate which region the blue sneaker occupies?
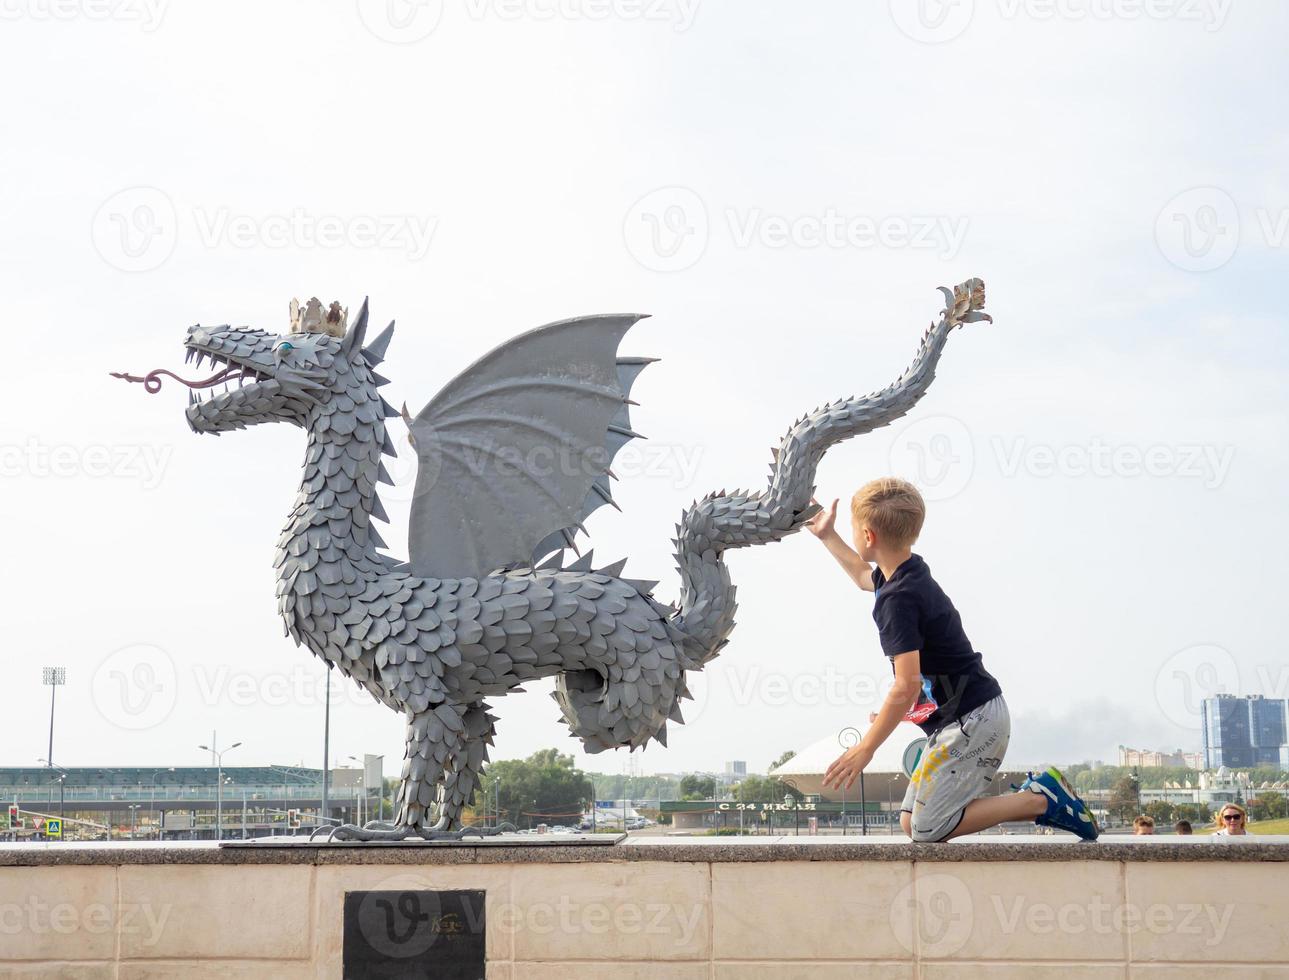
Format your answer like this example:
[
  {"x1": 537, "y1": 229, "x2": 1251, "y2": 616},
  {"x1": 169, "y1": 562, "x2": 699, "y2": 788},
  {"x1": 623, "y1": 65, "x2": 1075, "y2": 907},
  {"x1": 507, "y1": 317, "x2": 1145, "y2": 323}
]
[{"x1": 1019, "y1": 767, "x2": 1099, "y2": 841}]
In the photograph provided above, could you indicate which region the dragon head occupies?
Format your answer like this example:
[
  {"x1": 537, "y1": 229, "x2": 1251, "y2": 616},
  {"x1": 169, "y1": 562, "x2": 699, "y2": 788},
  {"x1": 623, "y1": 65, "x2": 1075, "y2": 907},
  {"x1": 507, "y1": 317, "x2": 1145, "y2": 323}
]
[{"x1": 115, "y1": 297, "x2": 393, "y2": 435}]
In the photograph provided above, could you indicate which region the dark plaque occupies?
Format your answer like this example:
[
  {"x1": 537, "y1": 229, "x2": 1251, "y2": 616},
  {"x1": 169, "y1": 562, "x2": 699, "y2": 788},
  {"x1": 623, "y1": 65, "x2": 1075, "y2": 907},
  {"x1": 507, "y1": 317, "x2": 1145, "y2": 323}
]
[{"x1": 343, "y1": 889, "x2": 486, "y2": 979}]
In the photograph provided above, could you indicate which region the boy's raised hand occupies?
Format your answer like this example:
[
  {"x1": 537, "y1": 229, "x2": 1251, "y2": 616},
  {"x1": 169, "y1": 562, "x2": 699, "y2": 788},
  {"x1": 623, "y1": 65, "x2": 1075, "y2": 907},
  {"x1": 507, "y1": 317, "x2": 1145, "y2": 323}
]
[{"x1": 804, "y1": 497, "x2": 838, "y2": 538}]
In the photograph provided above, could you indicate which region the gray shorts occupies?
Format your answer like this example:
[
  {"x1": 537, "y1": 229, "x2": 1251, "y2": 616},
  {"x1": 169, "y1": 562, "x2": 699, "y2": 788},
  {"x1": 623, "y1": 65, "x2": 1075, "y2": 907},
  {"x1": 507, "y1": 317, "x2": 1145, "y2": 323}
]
[{"x1": 901, "y1": 694, "x2": 1010, "y2": 842}]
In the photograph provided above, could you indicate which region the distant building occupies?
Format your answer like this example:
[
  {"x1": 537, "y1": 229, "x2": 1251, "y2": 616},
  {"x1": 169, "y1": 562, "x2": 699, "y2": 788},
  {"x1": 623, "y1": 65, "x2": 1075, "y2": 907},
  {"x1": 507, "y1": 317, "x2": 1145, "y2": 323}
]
[
  {"x1": 1201, "y1": 695, "x2": 1289, "y2": 769},
  {"x1": 724, "y1": 761, "x2": 747, "y2": 779},
  {"x1": 1117, "y1": 746, "x2": 1203, "y2": 769}
]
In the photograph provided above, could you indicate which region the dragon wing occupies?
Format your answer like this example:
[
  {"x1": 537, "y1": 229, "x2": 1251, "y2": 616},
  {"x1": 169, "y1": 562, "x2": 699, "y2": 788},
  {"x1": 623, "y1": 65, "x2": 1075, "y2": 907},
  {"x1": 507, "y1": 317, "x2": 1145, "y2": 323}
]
[{"x1": 407, "y1": 314, "x2": 653, "y2": 580}]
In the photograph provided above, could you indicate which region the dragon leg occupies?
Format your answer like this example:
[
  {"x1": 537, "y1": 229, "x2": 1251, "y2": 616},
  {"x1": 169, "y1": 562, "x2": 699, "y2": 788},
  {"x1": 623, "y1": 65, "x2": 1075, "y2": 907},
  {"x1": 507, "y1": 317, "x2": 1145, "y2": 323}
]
[
  {"x1": 426, "y1": 701, "x2": 505, "y2": 833},
  {"x1": 323, "y1": 702, "x2": 513, "y2": 842}
]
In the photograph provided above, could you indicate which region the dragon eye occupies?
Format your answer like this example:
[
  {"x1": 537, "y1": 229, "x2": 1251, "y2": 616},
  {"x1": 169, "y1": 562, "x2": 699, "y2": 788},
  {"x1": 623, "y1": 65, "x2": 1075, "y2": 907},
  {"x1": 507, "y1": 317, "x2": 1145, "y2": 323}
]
[{"x1": 274, "y1": 340, "x2": 295, "y2": 360}]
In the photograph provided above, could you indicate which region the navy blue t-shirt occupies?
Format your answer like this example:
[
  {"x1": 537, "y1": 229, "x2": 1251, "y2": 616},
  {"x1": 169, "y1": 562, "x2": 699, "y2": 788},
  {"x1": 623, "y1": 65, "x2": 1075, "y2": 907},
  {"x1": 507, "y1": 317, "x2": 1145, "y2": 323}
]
[{"x1": 871, "y1": 554, "x2": 1002, "y2": 734}]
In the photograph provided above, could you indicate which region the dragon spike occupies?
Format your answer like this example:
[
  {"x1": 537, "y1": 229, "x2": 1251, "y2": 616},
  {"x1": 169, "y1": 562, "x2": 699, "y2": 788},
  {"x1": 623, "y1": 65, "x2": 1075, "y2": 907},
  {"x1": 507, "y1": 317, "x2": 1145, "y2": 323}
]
[
  {"x1": 340, "y1": 297, "x2": 370, "y2": 357},
  {"x1": 362, "y1": 321, "x2": 396, "y2": 365},
  {"x1": 536, "y1": 550, "x2": 564, "y2": 570},
  {"x1": 379, "y1": 398, "x2": 399, "y2": 419},
  {"x1": 370, "y1": 370, "x2": 392, "y2": 388},
  {"x1": 597, "y1": 557, "x2": 628, "y2": 578},
  {"x1": 625, "y1": 578, "x2": 660, "y2": 594},
  {"x1": 400, "y1": 403, "x2": 416, "y2": 447},
  {"x1": 370, "y1": 493, "x2": 389, "y2": 524},
  {"x1": 566, "y1": 549, "x2": 595, "y2": 572},
  {"x1": 377, "y1": 461, "x2": 394, "y2": 486}
]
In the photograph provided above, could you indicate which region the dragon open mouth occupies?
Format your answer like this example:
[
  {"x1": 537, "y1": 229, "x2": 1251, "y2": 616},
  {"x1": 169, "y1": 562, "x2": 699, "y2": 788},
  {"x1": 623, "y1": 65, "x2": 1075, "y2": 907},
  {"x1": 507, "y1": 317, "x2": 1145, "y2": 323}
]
[{"x1": 111, "y1": 348, "x2": 270, "y2": 398}]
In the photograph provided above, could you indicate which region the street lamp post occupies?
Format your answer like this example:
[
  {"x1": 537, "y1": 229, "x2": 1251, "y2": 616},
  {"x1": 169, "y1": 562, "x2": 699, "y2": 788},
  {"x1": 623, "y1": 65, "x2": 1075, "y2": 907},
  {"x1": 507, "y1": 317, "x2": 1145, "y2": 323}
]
[
  {"x1": 151, "y1": 769, "x2": 175, "y2": 840},
  {"x1": 41, "y1": 668, "x2": 66, "y2": 767},
  {"x1": 38, "y1": 760, "x2": 67, "y2": 826},
  {"x1": 321, "y1": 668, "x2": 332, "y2": 829},
  {"x1": 197, "y1": 741, "x2": 242, "y2": 841}
]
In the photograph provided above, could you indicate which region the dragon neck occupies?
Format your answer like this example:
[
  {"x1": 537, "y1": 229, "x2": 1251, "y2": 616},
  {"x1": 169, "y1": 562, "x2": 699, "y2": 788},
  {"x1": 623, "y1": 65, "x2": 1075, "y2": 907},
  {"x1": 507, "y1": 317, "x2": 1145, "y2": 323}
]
[{"x1": 276, "y1": 388, "x2": 393, "y2": 591}]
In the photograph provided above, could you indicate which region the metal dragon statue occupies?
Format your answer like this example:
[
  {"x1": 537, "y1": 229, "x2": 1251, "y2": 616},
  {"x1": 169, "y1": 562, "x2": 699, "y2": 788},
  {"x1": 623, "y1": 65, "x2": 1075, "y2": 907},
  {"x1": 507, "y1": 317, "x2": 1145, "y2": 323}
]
[{"x1": 113, "y1": 280, "x2": 990, "y2": 840}]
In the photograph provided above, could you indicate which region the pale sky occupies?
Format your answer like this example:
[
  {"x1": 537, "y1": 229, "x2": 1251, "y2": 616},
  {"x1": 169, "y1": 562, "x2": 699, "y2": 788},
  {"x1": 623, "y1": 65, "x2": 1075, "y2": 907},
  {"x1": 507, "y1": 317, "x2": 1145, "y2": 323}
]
[{"x1": 2, "y1": 0, "x2": 1286, "y2": 781}]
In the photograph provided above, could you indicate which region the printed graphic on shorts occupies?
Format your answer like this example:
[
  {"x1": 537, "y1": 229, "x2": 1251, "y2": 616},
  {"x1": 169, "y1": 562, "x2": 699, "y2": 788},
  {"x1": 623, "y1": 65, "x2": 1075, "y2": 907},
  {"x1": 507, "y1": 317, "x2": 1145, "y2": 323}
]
[{"x1": 910, "y1": 742, "x2": 951, "y2": 803}]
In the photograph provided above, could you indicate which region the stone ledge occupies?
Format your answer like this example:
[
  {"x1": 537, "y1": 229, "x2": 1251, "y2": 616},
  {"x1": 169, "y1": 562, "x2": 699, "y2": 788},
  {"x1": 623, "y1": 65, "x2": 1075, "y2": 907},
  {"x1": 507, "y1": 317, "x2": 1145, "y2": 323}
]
[{"x1": 1, "y1": 835, "x2": 1285, "y2": 866}]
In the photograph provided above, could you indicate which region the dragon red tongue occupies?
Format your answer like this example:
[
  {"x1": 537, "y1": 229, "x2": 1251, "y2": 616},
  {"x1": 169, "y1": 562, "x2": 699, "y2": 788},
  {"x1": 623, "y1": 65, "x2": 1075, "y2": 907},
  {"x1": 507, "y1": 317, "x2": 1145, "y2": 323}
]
[{"x1": 110, "y1": 366, "x2": 242, "y2": 394}]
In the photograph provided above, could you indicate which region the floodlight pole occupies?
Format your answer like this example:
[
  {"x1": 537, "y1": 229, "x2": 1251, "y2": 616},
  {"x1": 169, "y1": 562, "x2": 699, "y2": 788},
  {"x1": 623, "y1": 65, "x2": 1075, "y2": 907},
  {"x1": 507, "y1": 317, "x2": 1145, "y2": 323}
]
[{"x1": 42, "y1": 667, "x2": 66, "y2": 768}]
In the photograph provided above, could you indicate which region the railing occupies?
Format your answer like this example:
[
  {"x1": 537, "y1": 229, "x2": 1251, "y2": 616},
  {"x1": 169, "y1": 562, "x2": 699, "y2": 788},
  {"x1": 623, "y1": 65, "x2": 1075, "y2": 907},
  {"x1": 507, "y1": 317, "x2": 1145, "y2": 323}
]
[{"x1": 3, "y1": 785, "x2": 331, "y2": 804}]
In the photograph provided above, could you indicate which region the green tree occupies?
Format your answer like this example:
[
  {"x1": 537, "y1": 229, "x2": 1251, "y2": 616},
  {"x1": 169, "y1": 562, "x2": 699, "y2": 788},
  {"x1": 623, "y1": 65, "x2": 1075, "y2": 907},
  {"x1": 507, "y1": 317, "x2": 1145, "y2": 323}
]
[
  {"x1": 1107, "y1": 775, "x2": 1140, "y2": 825},
  {"x1": 1144, "y1": 800, "x2": 1176, "y2": 825},
  {"x1": 479, "y1": 749, "x2": 593, "y2": 828},
  {"x1": 735, "y1": 774, "x2": 803, "y2": 803},
  {"x1": 679, "y1": 774, "x2": 716, "y2": 800},
  {"x1": 769, "y1": 750, "x2": 797, "y2": 772},
  {"x1": 1173, "y1": 803, "x2": 1211, "y2": 826},
  {"x1": 1249, "y1": 791, "x2": 1285, "y2": 822}
]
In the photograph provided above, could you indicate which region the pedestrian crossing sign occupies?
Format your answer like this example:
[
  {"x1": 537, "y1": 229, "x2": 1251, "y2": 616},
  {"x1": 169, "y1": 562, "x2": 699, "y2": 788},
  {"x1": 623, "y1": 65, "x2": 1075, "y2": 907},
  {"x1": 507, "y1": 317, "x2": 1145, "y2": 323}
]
[{"x1": 44, "y1": 819, "x2": 62, "y2": 839}]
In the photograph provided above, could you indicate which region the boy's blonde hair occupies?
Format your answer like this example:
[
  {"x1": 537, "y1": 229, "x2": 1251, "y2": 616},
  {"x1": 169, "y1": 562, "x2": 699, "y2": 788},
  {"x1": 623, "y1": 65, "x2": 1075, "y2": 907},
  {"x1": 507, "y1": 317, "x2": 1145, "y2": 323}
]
[{"x1": 851, "y1": 478, "x2": 926, "y2": 548}]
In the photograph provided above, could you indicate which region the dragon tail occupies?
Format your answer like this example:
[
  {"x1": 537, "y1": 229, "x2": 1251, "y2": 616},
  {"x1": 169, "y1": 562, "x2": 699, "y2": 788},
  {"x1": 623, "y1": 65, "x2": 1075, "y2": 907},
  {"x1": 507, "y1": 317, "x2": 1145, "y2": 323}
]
[{"x1": 666, "y1": 279, "x2": 990, "y2": 681}]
